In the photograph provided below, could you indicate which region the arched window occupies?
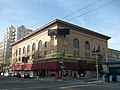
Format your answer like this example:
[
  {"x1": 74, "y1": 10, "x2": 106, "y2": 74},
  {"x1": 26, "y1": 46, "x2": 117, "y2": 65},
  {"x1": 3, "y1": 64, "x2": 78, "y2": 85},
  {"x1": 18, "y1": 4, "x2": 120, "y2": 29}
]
[
  {"x1": 38, "y1": 40, "x2": 42, "y2": 49},
  {"x1": 45, "y1": 41, "x2": 48, "y2": 48},
  {"x1": 73, "y1": 38, "x2": 79, "y2": 48},
  {"x1": 19, "y1": 48, "x2": 21, "y2": 55},
  {"x1": 16, "y1": 50, "x2": 18, "y2": 56},
  {"x1": 85, "y1": 41, "x2": 90, "y2": 50},
  {"x1": 23, "y1": 46, "x2": 26, "y2": 54},
  {"x1": 32, "y1": 43, "x2": 36, "y2": 51},
  {"x1": 27, "y1": 45, "x2": 30, "y2": 52}
]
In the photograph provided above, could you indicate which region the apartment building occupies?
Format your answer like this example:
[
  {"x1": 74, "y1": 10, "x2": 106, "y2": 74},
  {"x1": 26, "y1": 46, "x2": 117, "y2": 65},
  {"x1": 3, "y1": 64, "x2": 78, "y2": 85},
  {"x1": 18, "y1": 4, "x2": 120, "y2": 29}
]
[
  {"x1": 0, "y1": 41, "x2": 4, "y2": 72},
  {"x1": 1, "y1": 25, "x2": 32, "y2": 74},
  {"x1": 10, "y1": 19, "x2": 110, "y2": 78}
]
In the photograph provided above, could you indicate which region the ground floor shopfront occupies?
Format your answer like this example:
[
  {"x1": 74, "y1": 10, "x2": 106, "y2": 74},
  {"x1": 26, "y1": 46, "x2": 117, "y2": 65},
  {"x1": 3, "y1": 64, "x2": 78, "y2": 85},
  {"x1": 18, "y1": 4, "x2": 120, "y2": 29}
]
[
  {"x1": 102, "y1": 61, "x2": 120, "y2": 81},
  {"x1": 10, "y1": 61, "x2": 79, "y2": 78},
  {"x1": 9, "y1": 60, "x2": 103, "y2": 78}
]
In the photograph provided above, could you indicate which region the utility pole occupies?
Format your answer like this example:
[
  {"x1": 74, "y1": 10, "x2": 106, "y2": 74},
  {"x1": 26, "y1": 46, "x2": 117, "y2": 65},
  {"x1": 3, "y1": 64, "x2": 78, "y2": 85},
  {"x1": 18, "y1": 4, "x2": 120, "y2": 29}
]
[
  {"x1": 48, "y1": 28, "x2": 70, "y2": 80},
  {"x1": 95, "y1": 53, "x2": 99, "y2": 82},
  {"x1": 61, "y1": 35, "x2": 65, "y2": 80},
  {"x1": 92, "y1": 44, "x2": 100, "y2": 82}
]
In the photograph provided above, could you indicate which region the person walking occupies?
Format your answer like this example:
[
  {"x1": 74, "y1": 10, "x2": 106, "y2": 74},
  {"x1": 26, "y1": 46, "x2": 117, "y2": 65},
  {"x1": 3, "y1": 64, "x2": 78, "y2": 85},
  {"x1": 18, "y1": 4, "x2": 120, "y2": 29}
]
[
  {"x1": 104, "y1": 71, "x2": 107, "y2": 83},
  {"x1": 106, "y1": 72, "x2": 110, "y2": 83},
  {"x1": 104, "y1": 71, "x2": 110, "y2": 83}
]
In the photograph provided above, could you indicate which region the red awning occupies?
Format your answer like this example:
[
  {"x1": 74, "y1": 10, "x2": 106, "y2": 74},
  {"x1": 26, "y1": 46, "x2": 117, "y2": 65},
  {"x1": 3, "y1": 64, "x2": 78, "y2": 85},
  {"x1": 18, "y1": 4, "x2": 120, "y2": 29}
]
[
  {"x1": 32, "y1": 61, "x2": 79, "y2": 70},
  {"x1": 15, "y1": 65, "x2": 22, "y2": 70},
  {"x1": 64, "y1": 62, "x2": 79, "y2": 70},
  {"x1": 32, "y1": 62, "x2": 59, "y2": 70},
  {"x1": 24, "y1": 64, "x2": 32, "y2": 70},
  {"x1": 10, "y1": 66, "x2": 15, "y2": 70},
  {"x1": 10, "y1": 64, "x2": 32, "y2": 70},
  {"x1": 79, "y1": 62, "x2": 103, "y2": 71},
  {"x1": 10, "y1": 62, "x2": 80, "y2": 71}
]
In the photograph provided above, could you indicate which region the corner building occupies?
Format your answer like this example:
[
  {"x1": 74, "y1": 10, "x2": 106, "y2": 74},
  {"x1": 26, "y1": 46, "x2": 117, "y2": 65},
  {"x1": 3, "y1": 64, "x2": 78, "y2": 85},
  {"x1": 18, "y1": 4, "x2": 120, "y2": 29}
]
[{"x1": 10, "y1": 19, "x2": 110, "y2": 78}]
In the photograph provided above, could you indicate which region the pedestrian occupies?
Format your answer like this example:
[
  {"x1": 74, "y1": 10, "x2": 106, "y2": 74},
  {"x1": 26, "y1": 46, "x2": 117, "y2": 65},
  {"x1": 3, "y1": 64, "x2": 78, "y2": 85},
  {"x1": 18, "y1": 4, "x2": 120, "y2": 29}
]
[
  {"x1": 106, "y1": 73, "x2": 110, "y2": 83},
  {"x1": 104, "y1": 71, "x2": 107, "y2": 83},
  {"x1": 102, "y1": 72, "x2": 105, "y2": 82}
]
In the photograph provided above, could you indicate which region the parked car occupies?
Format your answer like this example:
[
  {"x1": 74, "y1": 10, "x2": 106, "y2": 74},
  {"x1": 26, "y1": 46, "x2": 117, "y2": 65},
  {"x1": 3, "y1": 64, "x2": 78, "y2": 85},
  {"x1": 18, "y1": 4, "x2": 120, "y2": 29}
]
[
  {"x1": 7, "y1": 73, "x2": 12, "y2": 77},
  {"x1": 4, "y1": 73, "x2": 9, "y2": 77}
]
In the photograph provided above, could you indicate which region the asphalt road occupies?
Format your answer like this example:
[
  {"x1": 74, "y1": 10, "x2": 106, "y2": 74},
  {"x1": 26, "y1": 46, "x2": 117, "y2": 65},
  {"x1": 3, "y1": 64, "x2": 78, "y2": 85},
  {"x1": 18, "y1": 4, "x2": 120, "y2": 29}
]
[{"x1": 0, "y1": 76, "x2": 120, "y2": 90}]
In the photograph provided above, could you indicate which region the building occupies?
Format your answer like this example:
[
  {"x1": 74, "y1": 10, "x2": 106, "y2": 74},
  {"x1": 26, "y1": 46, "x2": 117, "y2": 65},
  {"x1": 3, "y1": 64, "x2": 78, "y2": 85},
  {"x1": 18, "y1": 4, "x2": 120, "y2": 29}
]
[
  {"x1": 0, "y1": 41, "x2": 4, "y2": 72},
  {"x1": 1, "y1": 25, "x2": 32, "y2": 74},
  {"x1": 10, "y1": 19, "x2": 110, "y2": 78},
  {"x1": 108, "y1": 49, "x2": 120, "y2": 61},
  {"x1": 102, "y1": 49, "x2": 120, "y2": 76},
  {"x1": 15, "y1": 25, "x2": 33, "y2": 41},
  {"x1": 0, "y1": 41, "x2": 4, "y2": 63}
]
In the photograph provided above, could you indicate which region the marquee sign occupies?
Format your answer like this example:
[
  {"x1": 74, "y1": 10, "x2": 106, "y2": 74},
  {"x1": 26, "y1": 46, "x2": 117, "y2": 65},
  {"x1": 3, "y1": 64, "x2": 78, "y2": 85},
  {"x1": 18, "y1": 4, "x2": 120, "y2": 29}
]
[{"x1": 48, "y1": 28, "x2": 70, "y2": 37}]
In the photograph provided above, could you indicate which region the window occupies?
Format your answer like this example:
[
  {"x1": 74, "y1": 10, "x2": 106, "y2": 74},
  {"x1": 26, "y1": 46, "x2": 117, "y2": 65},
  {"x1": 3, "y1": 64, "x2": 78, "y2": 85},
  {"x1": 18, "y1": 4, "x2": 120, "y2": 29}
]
[
  {"x1": 32, "y1": 53, "x2": 37, "y2": 59},
  {"x1": 118, "y1": 54, "x2": 120, "y2": 58},
  {"x1": 16, "y1": 50, "x2": 18, "y2": 56},
  {"x1": 45, "y1": 41, "x2": 48, "y2": 47},
  {"x1": 19, "y1": 57, "x2": 21, "y2": 61},
  {"x1": 27, "y1": 45, "x2": 30, "y2": 52},
  {"x1": 73, "y1": 38, "x2": 79, "y2": 48},
  {"x1": 85, "y1": 41, "x2": 90, "y2": 50},
  {"x1": 74, "y1": 51, "x2": 79, "y2": 57},
  {"x1": 44, "y1": 51, "x2": 47, "y2": 55},
  {"x1": 23, "y1": 47, "x2": 26, "y2": 54},
  {"x1": 38, "y1": 52, "x2": 42, "y2": 58},
  {"x1": 32, "y1": 54, "x2": 35, "y2": 59},
  {"x1": 111, "y1": 54, "x2": 118, "y2": 58},
  {"x1": 85, "y1": 52, "x2": 90, "y2": 58},
  {"x1": 32, "y1": 43, "x2": 36, "y2": 51},
  {"x1": 38, "y1": 40, "x2": 42, "y2": 49},
  {"x1": 27, "y1": 56, "x2": 30, "y2": 59},
  {"x1": 19, "y1": 48, "x2": 21, "y2": 55}
]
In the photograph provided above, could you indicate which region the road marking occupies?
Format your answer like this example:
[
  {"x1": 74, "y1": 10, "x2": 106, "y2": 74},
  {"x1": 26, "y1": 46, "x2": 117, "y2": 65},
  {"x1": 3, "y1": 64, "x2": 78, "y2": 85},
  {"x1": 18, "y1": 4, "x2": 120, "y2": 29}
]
[
  {"x1": 60, "y1": 83, "x2": 120, "y2": 89},
  {"x1": 93, "y1": 84, "x2": 120, "y2": 88},
  {"x1": 60, "y1": 84, "x2": 89, "y2": 89},
  {"x1": 6, "y1": 85, "x2": 58, "y2": 90},
  {"x1": 87, "y1": 81, "x2": 103, "y2": 84}
]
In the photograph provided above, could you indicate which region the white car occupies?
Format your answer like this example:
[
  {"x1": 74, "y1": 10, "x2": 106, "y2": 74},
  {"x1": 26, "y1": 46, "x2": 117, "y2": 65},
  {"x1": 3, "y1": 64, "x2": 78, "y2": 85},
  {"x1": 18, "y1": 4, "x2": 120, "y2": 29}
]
[{"x1": 4, "y1": 73, "x2": 9, "y2": 76}]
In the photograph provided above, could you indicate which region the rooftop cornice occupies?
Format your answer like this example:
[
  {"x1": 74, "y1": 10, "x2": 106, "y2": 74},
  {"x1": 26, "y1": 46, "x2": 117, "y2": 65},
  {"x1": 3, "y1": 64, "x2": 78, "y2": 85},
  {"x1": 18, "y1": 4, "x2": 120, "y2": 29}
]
[
  {"x1": 12, "y1": 19, "x2": 111, "y2": 46},
  {"x1": 56, "y1": 19, "x2": 111, "y2": 40}
]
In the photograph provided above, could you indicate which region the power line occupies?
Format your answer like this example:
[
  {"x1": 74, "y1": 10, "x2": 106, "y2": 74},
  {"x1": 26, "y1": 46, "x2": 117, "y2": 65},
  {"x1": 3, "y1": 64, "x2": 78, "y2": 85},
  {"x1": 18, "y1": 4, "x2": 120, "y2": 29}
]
[
  {"x1": 61, "y1": 0, "x2": 100, "y2": 19},
  {"x1": 68, "y1": 0, "x2": 117, "y2": 21}
]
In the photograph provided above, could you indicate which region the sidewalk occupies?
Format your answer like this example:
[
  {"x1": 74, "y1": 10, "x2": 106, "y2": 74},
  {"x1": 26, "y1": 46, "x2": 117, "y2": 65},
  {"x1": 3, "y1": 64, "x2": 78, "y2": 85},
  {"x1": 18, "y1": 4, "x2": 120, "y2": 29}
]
[{"x1": 2, "y1": 75, "x2": 120, "y2": 86}]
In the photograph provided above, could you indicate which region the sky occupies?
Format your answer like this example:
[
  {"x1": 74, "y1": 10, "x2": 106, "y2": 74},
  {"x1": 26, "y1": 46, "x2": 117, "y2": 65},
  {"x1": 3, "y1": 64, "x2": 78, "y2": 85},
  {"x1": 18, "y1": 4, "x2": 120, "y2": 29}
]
[{"x1": 0, "y1": 0, "x2": 120, "y2": 50}]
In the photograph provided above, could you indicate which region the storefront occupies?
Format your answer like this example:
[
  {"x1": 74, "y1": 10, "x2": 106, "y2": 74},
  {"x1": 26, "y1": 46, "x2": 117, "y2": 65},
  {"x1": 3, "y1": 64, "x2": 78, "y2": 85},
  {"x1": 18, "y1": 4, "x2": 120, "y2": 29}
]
[
  {"x1": 102, "y1": 61, "x2": 120, "y2": 81},
  {"x1": 10, "y1": 61, "x2": 79, "y2": 78}
]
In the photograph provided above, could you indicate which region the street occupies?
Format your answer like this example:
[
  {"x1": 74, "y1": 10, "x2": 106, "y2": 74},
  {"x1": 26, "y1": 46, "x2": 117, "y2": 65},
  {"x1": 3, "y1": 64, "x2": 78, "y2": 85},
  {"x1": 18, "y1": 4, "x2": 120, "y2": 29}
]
[{"x1": 0, "y1": 76, "x2": 120, "y2": 90}]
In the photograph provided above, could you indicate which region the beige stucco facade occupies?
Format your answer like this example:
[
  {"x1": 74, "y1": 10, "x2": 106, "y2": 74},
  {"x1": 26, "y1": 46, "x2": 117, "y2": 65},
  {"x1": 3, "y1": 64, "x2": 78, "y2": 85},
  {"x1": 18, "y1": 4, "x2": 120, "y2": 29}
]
[{"x1": 10, "y1": 19, "x2": 110, "y2": 77}]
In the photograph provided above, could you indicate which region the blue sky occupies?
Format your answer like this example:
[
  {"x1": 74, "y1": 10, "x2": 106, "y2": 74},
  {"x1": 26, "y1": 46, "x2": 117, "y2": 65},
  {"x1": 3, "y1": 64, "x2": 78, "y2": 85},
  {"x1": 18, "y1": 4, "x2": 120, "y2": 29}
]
[{"x1": 0, "y1": 0, "x2": 120, "y2": 50}]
